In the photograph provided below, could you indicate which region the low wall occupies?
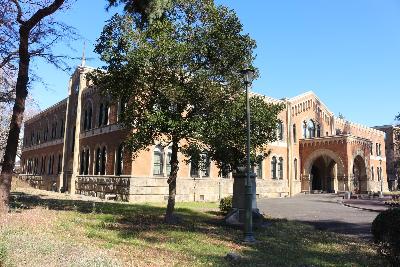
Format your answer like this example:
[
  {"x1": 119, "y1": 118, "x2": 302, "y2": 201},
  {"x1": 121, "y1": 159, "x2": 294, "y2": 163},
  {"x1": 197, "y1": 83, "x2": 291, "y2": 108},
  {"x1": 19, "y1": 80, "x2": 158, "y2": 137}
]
[
  {"x1": 18, "y1": 174, "x2": 59, "y2": 191},
  {"x1": 75, "y1": 176, "x2": 130, "y2": 201}
]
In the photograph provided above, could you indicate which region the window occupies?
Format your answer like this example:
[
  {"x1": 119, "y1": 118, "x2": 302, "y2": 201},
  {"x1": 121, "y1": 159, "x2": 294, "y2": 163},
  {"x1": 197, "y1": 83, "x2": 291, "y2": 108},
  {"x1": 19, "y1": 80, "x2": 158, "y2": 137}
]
[
  {"x1": 370, "y1": 144, "x2": 373, "y2": 156},
  {"x1": 378, "y1": 144, "x2": 382, "y2": 156},
  {"x1": 98, "y1": 103, "x2": 104, "y2": 127},
  {"x1": 44, "y1": 126, "x2": 48, "y2": 141},
  {"x1": 95, "y1": 147, "x2": 101, "y2": 175},
  {"x1": 317, "y1": 125, "x2": 321, "y2": 137},
  {"x1": 153, "y1": 146, "x2": 163, "y2": 176},
  {"x1": 201, "y1": 154, "x2": 210, "y2": 177},
  {"x1": 101, "y1": 146, "x2": 107, "y2": 175},
  {"x1": 84, "y1": 105, "x2": 93, "y2": 130},
  {"x1": 376, "y1": 143, "x2": 379, "y2": 156},
  {"x1": 190, "y1": 153, "x2": 210, "y2": 178},
  {"x1": 277, "y1": 122, "x2": 284, "y2": 141},
  {"x1": 58, "y1": 154, "x2": 62, "y2": 174},
  {"x1": 303, "y1": 121, "x2": 307, "y2": 138},
  {"x1": 307, "y1": 120, "x2": 315, "y2": 138},
  {"x1": 219, "y1": 165, "x2": 230, "y2": 179},
  {"x1": 48, "y1": 156, "x2": 52, "y2": 175},
  {"x1": 278, "y1": 157, "x2": 284, "y2": 179},
  {"x1": 190, "y1": 160, "x2": 199, "y2": 177},
  {"x1": 84, "y1": 149, "x2": 89, "y2": 175},
  {"x1": 166, "y1": 150, "x2": 172, "y2": 176},
  {"x1": 293, "y1": 124, "x2": 297, "y2": 142},
  {"x1": 118, "y1": 99, "x2": 127, "y2": 122},
  {"x1": 371, "y1": 166, "x2": 374, "y2": 180},
  {"x1": 294, "y1": 159, "x2": 298, "y2": 180},
  {"x1": 253, "y1": 160, "x2": 263, "y2": 179},
  {"x1": 271, "y1": 157, "x2": 277, "y2": 179},
  {"x1": 60, "y1": 119, "x2": 64, "y2": 138},
  {"x1": 116, "y1": 144, "x2": 124, "y2": 176},
  {"x1": 80, "y1": 150, "x2": 85, "y2": 175}
]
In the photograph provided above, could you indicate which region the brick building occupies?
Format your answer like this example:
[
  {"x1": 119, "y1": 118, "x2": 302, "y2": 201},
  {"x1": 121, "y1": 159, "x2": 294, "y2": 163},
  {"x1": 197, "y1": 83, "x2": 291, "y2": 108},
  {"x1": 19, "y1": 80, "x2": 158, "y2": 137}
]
[
  {"x1": 19, "y1": 65, "x2": 388, "y2": 202},
  {"x1": 373, "y1": 125, "x2": 400, "y2": 190}
]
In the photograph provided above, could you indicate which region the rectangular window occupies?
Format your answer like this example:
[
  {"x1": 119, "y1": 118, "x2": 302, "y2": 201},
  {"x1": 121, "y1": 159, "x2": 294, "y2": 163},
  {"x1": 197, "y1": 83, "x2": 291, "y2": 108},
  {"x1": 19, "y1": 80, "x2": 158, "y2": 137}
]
[
  {"x1": 153, "y1": 153, "x2": 163, "y2": 176},
  {"x1": 166, "y1": 152, "x2": 172, "y2": 176}
]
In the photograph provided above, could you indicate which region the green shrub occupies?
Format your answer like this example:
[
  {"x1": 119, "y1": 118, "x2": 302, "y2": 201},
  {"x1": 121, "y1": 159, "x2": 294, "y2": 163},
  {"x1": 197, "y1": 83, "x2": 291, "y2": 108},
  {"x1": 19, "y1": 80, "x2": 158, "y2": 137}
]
[
  {"x1": 219, "y1": 196, "x2": 233, "y2": 214},
  {"x1": 372, "y1": 208, "x2": 400, "y2": 266}
]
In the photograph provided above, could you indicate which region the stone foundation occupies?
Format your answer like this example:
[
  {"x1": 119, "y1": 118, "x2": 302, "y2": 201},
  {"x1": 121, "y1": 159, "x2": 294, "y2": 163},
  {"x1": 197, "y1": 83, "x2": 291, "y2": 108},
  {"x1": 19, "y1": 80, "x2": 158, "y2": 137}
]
[
  {"x1": 75, "y1": 175, "x2": 130, "y2": 201},
  {"x1": 19, "y1": 174, "x2": 59, "y2": 191}
]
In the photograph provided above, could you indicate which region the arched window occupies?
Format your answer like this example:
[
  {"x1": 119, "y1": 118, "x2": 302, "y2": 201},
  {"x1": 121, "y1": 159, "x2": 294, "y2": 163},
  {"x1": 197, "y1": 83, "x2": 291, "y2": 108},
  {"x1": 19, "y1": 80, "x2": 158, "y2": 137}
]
[
  {"x1": 278, "y1": 157, "x2": 284, "y2": 179},
  {"x1": 98, "y1": 103, "x2": 109, "y2": 127},
  {"x1": 307, "y1": 120, "x2": 315, "y2": 138},
  {"x1": 371, "y1": 166, "x2": 374, "y2": 180},
  {"x1": 117, "y1": 99, "x2": 127, "y2": 122},
  {"x1": 293, "y1": 124, "x2": 297, "y2": 142},
  {"x1": 80, "y1": 150, "x2": 85, "y2": 175},
  {"x1": 58, "y1": 154, "x2": 62, "y2": 174},
  {"x1": 88, "y1": 107, "x2": 92, "y2": 129},
  {"x1": 60, "y1": 119, "x2": 64, "y2": 138},
  {"x1": 317, "y1": 124, "x2": 321, "y2": 137},
  {"x1": 277, "y1": 122, "x2": 284, "y2": 141},
  {"x1": 271, "y1": 157, "x2": 277, "y2": 179},
  {"x1": 153, "y1": 146, "x2": 164, "y2": 176},
  {"x1": 303, "y1": 121, "x2": 307, "y2": 138},
  {"x1": 48, "y1": 156, "x2": 52, "y2": 175},
  {"x1": 83, "y1": 109, "x2": 88, "y2": 130},
  {"x1": 294, "y1": 158, "x2": 298, "y2": 180},
  {"x1": 95, "y1": 147, "x2": 101, "y2": 175},
  {"x1": 101, "y1": 146, "x2": 107, "y2": 175},
  {"x1": 116, "y1": 144, "x2": 124, "y2": 176}
]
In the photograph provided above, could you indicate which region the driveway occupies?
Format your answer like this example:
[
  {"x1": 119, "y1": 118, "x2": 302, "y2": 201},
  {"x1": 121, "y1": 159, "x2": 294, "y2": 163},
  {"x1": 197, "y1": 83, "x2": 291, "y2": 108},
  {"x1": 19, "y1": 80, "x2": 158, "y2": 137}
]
[{"x1": 258, "y1": 194, "x2": 380, "y2": 238}]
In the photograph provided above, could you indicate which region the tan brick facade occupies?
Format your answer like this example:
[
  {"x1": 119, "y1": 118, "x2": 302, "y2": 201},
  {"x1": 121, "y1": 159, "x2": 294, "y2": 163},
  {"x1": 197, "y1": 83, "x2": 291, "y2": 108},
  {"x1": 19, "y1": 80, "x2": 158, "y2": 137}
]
[{"x1": 20, "y1": 66, "x2": 388, "y2": 202}]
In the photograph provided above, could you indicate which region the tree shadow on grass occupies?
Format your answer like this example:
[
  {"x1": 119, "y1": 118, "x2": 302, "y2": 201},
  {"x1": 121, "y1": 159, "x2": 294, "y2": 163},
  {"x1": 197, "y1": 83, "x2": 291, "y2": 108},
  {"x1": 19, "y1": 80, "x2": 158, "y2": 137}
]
[{"x1": 9, "y1": 192, "x2": 387, "y2": 267}]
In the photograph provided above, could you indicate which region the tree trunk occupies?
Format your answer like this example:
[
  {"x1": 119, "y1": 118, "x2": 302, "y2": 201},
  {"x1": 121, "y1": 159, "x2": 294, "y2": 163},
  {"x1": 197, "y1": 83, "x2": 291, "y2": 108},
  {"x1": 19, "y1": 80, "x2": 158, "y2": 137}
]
[
  {"x1": 0, "y1": 28, "x2": 30, "y2": 213},
  {"x1": 165, "y1": 137, "x2": 179, "y2": 223}
]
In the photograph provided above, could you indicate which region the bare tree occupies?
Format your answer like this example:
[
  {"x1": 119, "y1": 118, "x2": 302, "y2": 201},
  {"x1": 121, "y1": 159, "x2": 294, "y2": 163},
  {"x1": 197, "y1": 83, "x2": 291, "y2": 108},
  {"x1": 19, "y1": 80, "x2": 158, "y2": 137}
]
[{"x1": 0, "y1": 0, "x2": 76, "y2": 213}]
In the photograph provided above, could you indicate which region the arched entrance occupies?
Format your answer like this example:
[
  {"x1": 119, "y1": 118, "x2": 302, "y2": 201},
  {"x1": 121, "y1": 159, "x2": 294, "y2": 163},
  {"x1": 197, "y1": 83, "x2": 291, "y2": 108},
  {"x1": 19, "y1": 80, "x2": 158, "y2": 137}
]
[
  {"x1": 303, "y1": 149, "x2": 345, "y2": 193},
  {"x1": 310, "y1": 156, "x2": 337, "y2": 192},
  {"x1": 353, "y1": 155, "x2": 367, "y2": 193}
]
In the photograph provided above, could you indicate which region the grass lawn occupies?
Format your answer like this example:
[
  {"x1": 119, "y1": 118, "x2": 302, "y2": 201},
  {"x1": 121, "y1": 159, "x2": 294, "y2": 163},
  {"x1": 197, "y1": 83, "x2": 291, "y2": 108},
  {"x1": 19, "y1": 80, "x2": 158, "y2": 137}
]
[{"x1": 0, "y1": 187, "x2": 387, "y2": 267}]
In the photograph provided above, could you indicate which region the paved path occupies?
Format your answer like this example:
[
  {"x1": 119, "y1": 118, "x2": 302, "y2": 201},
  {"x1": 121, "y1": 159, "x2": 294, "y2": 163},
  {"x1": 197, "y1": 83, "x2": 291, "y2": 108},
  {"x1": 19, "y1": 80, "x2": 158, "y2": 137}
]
[{"x1": 258, "y1": 194, "x2": 380, "y2": 238}]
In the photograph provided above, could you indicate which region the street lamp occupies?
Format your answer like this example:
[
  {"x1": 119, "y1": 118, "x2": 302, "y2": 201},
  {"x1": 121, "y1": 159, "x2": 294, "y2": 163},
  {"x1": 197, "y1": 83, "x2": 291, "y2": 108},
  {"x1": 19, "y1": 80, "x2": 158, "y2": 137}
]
[{"x1": 241, "y1": 67, "x2": 256, "y2": 243}]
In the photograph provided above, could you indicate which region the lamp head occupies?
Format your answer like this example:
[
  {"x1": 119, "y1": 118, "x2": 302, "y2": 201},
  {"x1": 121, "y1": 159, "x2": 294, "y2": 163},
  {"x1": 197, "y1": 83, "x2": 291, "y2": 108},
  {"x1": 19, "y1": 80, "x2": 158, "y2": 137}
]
[{"x1": 241, "y1": 68, "x2": 255, "y2": 85}]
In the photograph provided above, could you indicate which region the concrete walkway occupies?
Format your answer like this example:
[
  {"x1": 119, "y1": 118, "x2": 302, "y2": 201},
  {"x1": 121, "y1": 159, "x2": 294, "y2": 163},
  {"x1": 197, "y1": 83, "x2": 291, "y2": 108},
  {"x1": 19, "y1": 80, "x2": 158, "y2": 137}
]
[{"x1": 258, "y1": 194, "x2": 380, "y2": 238}]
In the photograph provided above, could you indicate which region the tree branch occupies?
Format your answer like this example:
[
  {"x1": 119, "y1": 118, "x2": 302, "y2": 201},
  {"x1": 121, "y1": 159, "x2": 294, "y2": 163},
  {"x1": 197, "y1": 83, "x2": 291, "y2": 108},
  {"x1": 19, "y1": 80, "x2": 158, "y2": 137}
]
[
  {"x1": 11, "y1": 0, "x2": 24, "y2": 24},
  {"x1": 26, "y1": 0, "x2": 65, "y2": 30}
]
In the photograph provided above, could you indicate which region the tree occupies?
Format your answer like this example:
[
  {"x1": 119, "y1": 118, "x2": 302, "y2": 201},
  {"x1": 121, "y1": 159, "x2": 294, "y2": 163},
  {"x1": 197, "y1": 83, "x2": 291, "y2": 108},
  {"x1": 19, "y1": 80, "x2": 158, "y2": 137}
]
[
  {"x1": 92, "y1": 0, "x2": 259, "y2": 223},
  {"x1": 184, "y1": 95, "x2": 284, "y2": 175},
  {"x1": 0, "y1": 0, "x2": 73, "y2": 213},
  {"x1": 106, "y1": 0, "x2": 173, "y2": 25}
]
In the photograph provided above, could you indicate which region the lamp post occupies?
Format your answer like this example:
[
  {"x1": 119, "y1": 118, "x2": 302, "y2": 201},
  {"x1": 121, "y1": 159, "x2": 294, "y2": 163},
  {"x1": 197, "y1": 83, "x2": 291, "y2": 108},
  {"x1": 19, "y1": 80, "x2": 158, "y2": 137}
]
[{"x1": 241, "y1": 67, "x2": 256, "y2": 243}]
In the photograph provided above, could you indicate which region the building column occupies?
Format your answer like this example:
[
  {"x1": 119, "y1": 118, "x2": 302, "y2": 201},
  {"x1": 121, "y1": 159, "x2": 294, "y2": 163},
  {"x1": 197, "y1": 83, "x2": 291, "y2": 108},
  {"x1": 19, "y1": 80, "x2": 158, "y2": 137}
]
[{"x1": 70, "y1": 67, "x2": 86, "y2": 194}]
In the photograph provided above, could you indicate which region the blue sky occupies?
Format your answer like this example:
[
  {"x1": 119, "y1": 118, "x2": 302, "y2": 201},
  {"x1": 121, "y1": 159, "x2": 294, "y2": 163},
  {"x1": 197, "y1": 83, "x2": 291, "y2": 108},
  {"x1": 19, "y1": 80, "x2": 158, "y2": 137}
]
[{"x1": 31, "y1": 0, "x2": 400, "y2": 127}]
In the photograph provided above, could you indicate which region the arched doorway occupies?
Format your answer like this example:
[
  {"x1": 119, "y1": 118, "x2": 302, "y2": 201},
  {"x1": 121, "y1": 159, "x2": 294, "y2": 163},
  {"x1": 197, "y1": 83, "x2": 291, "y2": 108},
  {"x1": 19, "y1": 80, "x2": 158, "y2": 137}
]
[
  {"x1": 310, "y1": 156, "x2": 336, "y2": 192},
  {"x1": 353, "y1": 155, "x2": 367, "y2": 193},
  {"x1": 303, "y1": 149, "x2": 345, "y2": 193}
]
